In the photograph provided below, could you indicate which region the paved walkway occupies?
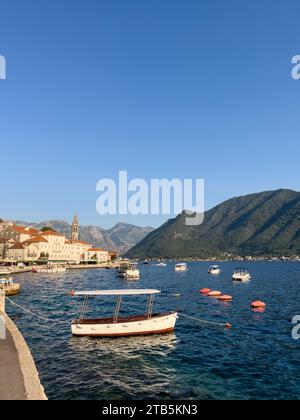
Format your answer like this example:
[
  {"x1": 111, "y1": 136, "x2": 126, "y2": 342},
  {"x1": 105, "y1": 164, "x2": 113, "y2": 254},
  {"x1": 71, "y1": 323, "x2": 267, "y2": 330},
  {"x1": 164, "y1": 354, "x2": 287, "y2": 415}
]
[{"x1": 0, "y1": 325, "x2": 26, "y2": 400}]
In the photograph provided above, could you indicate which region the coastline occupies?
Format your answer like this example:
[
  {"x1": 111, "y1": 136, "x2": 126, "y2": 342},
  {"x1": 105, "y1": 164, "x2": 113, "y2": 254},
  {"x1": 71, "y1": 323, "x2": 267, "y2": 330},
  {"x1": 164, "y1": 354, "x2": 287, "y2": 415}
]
[{"x1": 0, "y1": 292, "x2": 47, "y2": 401}]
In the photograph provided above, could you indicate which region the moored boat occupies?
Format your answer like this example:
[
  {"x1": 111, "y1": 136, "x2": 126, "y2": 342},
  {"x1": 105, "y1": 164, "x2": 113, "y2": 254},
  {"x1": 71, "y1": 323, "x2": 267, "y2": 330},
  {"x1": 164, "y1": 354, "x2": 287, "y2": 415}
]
[
  {"x1": 232, "y1": 268, "x2": 251, "y2": 282},
  {"x1": 175, "y1": 263, "x2": 188, "y2": 272},
  {"x1": 208, "y1": 265, "x2": 221, "y2": 275},
  {"x1": 71, "y1": 289, "x2": 178, "y2": 338},
  {"x1": 0, "y1": 277, "x2": 21, "y2": 296}
]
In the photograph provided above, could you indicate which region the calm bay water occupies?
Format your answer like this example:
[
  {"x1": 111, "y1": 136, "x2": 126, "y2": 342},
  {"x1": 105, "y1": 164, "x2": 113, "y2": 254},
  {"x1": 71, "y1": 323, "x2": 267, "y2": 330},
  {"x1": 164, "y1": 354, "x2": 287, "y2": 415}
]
[{"x1": 6, "y1": 262, "x2": 300, "y2": 400}]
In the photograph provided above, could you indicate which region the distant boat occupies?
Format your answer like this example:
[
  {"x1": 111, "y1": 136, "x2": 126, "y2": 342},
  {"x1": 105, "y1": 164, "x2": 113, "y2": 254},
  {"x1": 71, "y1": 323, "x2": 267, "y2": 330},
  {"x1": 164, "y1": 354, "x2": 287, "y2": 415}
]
[
  {"x1": 175, "y1": 263, "x2": 188, "y2": 272},
  {"x1": 71, "y1": 289, "x2": 178, "y2": 338},
  {"x1": 0, "y1": 277, "x2": 21, "y2": 296},
  {"x1": 232, "y1": 268, "x2": 251, "y2": 282},
  {"x1": 117, "y1": 262, "x2": 140, "y2": 280},
  {"x1": 156, "y1": 263, "x2": 167, "y2": 267},
  {"x1": 208, "y1": 265, "x2": 221, "y2": 275},
  {"x1": 124, "y1": 266, "x2": 140, "y2": 280}
]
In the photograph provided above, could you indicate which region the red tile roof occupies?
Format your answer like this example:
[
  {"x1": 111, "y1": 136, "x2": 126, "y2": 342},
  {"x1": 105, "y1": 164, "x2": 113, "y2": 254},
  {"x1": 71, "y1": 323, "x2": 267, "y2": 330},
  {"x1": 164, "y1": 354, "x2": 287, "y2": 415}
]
[
  {"x1": 9, "y1": 243, "x2": 25, "y2": 250},
  {"x1": 23, "y1": 236, "x2": 48, "y2": 245},
  {"x1": 12, "y1": 225, "x2": 40, "y2": 235}
]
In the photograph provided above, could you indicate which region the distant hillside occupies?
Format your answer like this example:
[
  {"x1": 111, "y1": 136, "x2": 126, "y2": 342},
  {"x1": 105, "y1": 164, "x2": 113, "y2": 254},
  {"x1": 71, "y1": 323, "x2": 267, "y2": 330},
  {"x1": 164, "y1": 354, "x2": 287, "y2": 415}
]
[
  {"x1": 126, "y1": 189, "x2": 300, "y2": 259},
  {"x1": 12, "y1": 220, "x2": 154, "y2": 254}
]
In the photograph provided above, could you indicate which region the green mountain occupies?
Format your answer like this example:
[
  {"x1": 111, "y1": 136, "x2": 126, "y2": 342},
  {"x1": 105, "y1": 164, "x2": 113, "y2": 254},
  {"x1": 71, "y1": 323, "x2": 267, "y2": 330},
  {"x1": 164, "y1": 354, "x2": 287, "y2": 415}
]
[{"x1": 126, "y1": 189, "x2": 300, "y2": 259}]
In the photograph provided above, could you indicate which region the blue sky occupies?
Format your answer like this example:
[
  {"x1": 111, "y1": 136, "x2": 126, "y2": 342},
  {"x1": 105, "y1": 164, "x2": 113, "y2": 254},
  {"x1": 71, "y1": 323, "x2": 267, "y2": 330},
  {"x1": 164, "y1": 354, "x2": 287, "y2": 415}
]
[{"x1": 0, "y1": 0, "x2": 300, "y2": 228}]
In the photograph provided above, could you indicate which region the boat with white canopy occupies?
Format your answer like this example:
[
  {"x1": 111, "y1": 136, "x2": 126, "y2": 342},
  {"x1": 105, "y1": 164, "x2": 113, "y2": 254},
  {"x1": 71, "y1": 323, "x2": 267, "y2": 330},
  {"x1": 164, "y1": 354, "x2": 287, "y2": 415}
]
[
  {"x1": 175, "y1": 263, "x2": 188, "y2": 272},
  {"x1": 232, "y1": 268, "x2": 251, "y2": 282},
  {"x1": 71, "y1": 289, "x2": 178, "y2": 338}
]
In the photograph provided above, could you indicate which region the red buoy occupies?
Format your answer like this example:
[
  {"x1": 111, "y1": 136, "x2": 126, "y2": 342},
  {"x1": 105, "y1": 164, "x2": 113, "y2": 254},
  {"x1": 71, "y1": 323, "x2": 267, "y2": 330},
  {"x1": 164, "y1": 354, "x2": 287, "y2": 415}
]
[
  {"x1": 208, "y1": 291, "x2": 222, "y2": 297},
  {"x1": 251, "y1": 301, "x2": 266, "y2": 309},
  {"x1": 200, "y1": 288, "x2": 212, "y2": 295},
  {"x1": 219, "y1": 295, "x2": 233, "y2": 302}
]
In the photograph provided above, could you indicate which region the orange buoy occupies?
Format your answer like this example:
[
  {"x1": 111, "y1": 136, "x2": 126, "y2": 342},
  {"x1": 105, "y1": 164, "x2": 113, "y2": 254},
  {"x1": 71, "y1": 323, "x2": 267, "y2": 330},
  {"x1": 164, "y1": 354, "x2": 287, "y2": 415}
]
[
  {"x1": 219, "y1": 295, "x2": 233, "y2": 302},
  {"x1": 251, "y1": 301, "x2": 266, "y2": 309},
  {"x1": 200, "y1": 288, "x2": 212, "y2": 295},
  {"x1": 208, "y1": 291, "x2": 222, "y2": 297}
]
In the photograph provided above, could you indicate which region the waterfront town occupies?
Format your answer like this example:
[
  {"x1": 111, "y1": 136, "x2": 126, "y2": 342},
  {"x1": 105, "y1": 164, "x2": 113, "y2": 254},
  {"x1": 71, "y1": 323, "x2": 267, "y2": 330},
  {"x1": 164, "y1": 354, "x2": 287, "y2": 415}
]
[{"x1": 0, "y1": 214, "x2": 114, "y2": 266}]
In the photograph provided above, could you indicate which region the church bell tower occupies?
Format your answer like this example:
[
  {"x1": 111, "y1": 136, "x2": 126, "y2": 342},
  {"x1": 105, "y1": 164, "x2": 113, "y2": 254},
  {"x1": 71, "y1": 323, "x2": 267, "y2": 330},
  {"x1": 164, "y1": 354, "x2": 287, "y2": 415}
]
[{"x1": 71, "y1": 213, "x2": 79, "y2": 241}]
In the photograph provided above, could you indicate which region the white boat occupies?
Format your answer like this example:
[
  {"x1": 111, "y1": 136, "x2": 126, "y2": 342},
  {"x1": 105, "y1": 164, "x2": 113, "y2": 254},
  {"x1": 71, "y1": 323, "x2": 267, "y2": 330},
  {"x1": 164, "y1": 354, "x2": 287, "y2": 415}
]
[
  {"x1": 208, "y1": 265, "x2": 221, "y2": 275},
  {"x1": 35, "y1": 265, "x2": 66, "y2": 274},
  {"x1": 0, "y1": 277, "x2": 21, "y2": 296},
  {"x1": 175, "y1": 263, "x2": 188, "y2": 272},
  {"x1": 232, "y1": 268, "x2": 251, "y2": 282},
  {"x1": 124, "y1": 267, "x2": 140, "y2": 280},
  {"x1": 71, "y1": 289, "x2": 178, "y2": 338},
  {"x1": 156, "y1": 263, "x2": 167, "y2": 267}
]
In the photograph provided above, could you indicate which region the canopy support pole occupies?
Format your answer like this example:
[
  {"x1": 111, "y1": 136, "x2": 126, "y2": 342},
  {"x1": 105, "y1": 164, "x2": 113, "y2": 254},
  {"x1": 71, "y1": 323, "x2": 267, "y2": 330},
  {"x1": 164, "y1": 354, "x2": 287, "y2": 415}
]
[
  {"x1": 113, "y1": 296, "x2": 122, "y2": 323},
  {"x1": 146, "y1": 294, "x2": 155, "y2": 319}
]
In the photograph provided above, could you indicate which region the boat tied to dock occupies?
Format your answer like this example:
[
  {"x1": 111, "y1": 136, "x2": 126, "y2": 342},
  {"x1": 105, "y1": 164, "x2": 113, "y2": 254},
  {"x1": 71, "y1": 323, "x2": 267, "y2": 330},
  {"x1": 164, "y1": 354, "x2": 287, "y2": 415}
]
[{"x1": 70, "y1": 289, "x2": 178, "y2": 338}]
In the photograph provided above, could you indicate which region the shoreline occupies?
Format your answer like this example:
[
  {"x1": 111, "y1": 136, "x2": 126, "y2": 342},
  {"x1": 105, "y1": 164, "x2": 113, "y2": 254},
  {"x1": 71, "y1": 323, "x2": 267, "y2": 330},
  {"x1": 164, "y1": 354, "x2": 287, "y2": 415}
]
[{"x1": 0, "y1": 291, "x2": 47, "y2": 400}]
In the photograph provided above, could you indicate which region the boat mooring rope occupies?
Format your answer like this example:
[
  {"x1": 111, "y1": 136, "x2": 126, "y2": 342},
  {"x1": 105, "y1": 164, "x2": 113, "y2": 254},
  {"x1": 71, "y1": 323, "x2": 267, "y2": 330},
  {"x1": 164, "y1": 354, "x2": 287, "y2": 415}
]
[
  {"x1": 5, "y1": 297, "x2": 232, "y2": 329},
  {"x1": 5, "y1": 296, "x2": 56, "y2": 323},
  {"x1": 179, "y1": 312, "x2": 232, "y2": 329}
]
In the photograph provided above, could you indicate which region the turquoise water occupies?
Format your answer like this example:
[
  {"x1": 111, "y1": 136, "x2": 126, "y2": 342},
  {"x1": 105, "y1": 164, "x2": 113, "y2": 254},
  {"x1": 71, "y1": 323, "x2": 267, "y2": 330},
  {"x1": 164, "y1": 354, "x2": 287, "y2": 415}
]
[{"x1": 6, "y1": 262, "x2": 300, "y2": 400}]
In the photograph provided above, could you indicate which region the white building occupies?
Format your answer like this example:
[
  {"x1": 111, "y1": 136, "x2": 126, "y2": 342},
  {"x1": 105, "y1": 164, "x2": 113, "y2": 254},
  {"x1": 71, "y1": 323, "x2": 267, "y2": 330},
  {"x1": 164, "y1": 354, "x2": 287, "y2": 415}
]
[{"x1": 0, "y1": 215, "x2": 111, "y2": 264}]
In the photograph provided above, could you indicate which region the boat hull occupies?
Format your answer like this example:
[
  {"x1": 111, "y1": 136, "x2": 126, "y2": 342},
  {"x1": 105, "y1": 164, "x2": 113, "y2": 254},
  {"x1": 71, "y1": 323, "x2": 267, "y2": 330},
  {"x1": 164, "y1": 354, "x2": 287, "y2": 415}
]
[
  {"x1": 71, "y1": 312, "x2": 178, "y2": 337},
  {"x1": 232, "y1": 275, "x2": 251, "y2": 282},
  {"x1": 0, "y1": 284, "x2": 21, "y2": 296}
]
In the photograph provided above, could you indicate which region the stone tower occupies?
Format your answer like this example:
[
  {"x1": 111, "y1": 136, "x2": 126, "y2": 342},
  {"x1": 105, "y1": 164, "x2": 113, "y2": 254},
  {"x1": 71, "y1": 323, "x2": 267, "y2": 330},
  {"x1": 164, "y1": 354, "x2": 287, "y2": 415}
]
[{"x1": 71, "y1": 213, "x2": 79, "y2": 241}]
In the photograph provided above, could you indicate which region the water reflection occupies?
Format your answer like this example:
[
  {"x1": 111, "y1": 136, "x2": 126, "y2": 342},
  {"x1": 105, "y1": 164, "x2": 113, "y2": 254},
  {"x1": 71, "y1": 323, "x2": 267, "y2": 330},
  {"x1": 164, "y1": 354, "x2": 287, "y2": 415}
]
[{"x1": 69, "y1": 333, "x2": 179, "y2": 356}]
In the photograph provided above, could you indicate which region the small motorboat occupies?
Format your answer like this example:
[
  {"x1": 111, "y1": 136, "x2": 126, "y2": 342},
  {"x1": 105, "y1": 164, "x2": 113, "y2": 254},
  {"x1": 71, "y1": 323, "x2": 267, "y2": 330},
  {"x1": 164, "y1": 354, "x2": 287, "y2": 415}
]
[
  {"x1": 208, "y1": 265, "x2": 221, "y2": 275},
  {"x1": 0, "y1": 277, "x2": 21, "y2": 296},
  {"x1": 156, "y1": 263, "x2": 167, "y2": 267},
  {"x1": 232, "y1": 268, "x2": 251, "y2": 282},
  {"x1": 124, "y1": 266, "x2": 140, "y2": 280},
  {"x1": 117, "y1": 262, "x2": 140, "y2": 280},
  {"x1": 71, "y1": 289, "x2": 178, "y2": 338},
  {"x1": 175, "y1": 263, "x2": 188, "y2": 272}
]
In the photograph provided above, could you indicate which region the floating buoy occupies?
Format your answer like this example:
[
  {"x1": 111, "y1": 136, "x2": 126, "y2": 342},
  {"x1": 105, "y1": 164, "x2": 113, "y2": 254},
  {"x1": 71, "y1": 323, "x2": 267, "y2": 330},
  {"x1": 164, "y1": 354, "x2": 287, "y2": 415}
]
[
  {"x1": 219, "y1": 295, "x2": 233, "y2": 302},
  {"x1": 208, "y1": 291, "x2": 222, "y2": 297},
  {"x1": 200, "y1": 288, "x2": 212, "y2": 295},
  {"x1": 251, "y1": 301, "x2": 266, "y2": 309}
]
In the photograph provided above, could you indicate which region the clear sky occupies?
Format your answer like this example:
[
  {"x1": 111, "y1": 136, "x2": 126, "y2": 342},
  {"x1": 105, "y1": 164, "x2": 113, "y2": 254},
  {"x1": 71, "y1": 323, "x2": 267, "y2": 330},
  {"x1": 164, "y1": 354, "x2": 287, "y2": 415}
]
[{"x1": 0, "y1": 0, "x2": 300, "y2": 228}]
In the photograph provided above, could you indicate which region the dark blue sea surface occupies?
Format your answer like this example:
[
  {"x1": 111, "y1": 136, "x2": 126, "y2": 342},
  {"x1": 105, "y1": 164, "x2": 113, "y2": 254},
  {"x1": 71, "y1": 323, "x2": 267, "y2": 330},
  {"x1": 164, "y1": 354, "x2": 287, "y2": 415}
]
[{"x1": 6, "y1": 262, "x2": 300, "y2": 400}]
